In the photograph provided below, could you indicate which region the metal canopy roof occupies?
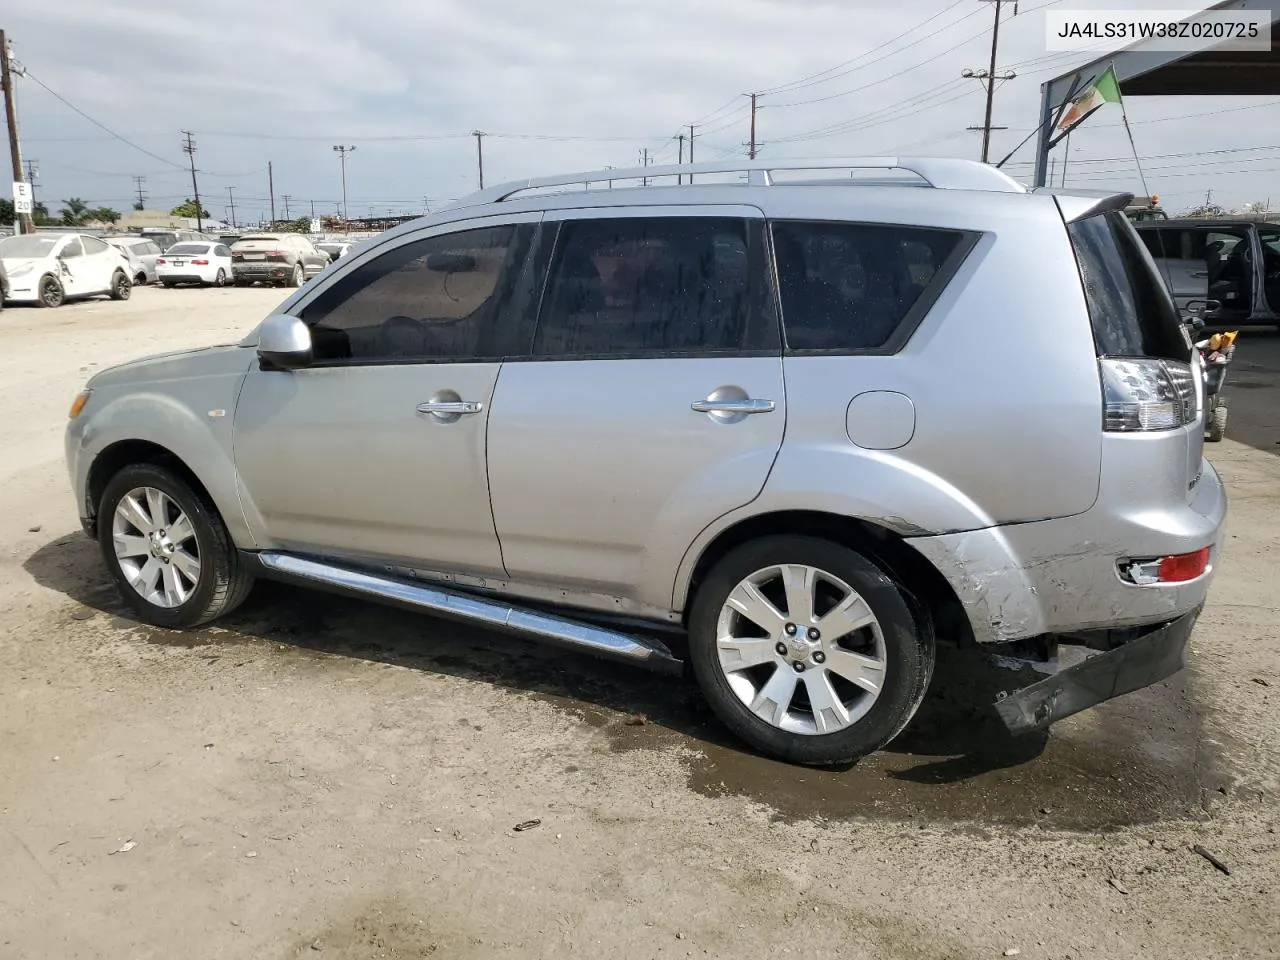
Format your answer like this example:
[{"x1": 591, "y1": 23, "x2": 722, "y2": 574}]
[{"x1": 1032, "y1": 0, "x2": 1280, "y2": 186}]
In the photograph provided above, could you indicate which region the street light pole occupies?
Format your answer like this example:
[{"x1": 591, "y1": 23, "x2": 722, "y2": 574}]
[{"x1": 332, "y1": 145, "x2": 355, "y2": 220}]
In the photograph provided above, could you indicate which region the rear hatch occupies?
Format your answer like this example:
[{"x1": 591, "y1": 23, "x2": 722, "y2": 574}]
[
  {"x1": 232, "y1": 237, "x2": 289, "y2": 264},
  {"x1": 1063, "y1": 205, "x2": 1203, "y2": 501}
]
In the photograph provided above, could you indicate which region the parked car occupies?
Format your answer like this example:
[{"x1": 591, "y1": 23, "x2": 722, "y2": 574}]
[
  {"x1": 139, "y1": 229, "x2": 216, "y2": 253},
  {"x1": 106, "y1": 236, "x2": 163, "y2": 285},
  {"x1": 0, "y1": 257, "x2": 8, "y2": 309},
  {"x1": 316, "y1": 240, "x2": 355, "y2": 263},
  {"x1": 0, "y1": 231, "x2": 132, "y2": 307},
  {"x1": 231, "y1": 234, "x2": 331, "y2": 287},
  {"x1": 63, "y1": 158, "x2": 1225, "y2": 766},
  {"x1": 156, "y1": 241, "x2": 234, "y2": 287},
  {"x1": 1135, "y1": 218, "x2": 1280, "y2": 328}
]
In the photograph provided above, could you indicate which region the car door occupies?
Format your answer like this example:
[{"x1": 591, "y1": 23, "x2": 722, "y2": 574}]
[
  {"x1": 232, "y1": 213, "x2": 542, "y2": 575},
  {"x1": 54, "y1": 236, "x2": 90, "y2": 296},
  {"x1": 79, "y1": 235, "x2": 118, "y2": 291},
  {"x1": 485, "y1": 207, "x2": 785, "y2": 606}
]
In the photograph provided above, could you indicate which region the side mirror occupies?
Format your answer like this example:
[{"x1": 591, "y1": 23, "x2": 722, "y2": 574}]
[{"x1": 257, "y1": 314, "x2": 313, "y2": 370}]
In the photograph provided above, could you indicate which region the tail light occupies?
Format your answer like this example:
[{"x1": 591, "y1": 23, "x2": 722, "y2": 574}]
[
  {"x1": 1099, "y1": 358, "x2": 1197, "y2": 432},
  {"x1": 266, "y1": 250, "x2": 287, "y2": 261},
  {"x1": 192, "y1": 259, "x2": 209, "y2": 265},
  {"x1": 1119, "y1": 546, "x2": 1212, "y2": 585},
  {"x1": 232, "y1": 252, "x2": 243, "y2": 261},
  {"x1": 156, "y1": 258, "x2": 167, "y2": 265}
]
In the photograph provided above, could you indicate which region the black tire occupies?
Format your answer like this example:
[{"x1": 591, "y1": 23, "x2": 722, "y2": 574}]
[
  {"x1": 162, "y1": 281, "x2": 176, "y2": 289},
  {"x1": 1207, "y1": 399, "x2": 1228, "y2": 442},
  {"x1": 97, "y1": 463, "x2": 255, "y2": 629},
  {"x1": 213, "y1": 268, "x2": 227, "y2": 287},
  {"x1": 687, "y1": 535, "x2": 934, "y2": 766},
  {"x1": 289, "y1": 262, "x2": 303, "y2": 287},
  {"x1": 36, "y1": 274, "x2": 64, "y2": 308},
  {"x1": 110, "y1": 270, "x2": 132, "y2": 300},
  {"x1": 233, "y1": 278, "x2": 251, "y2": 287},
  {"x1": 135, "y1": 271, "x2": 148, "y2": 285}
]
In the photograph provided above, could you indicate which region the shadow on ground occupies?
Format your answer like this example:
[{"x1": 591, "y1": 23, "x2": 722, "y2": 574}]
[
  {"x1": 26, "y1": 532, "x2": 1215, "y2": 831},
  {"x1": 1218, "y1": 329, "x2": 1280, "y2": 457}
]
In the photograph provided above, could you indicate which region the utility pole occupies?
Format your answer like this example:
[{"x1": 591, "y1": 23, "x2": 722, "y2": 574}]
[
  {"x1": 676, "y1": 133, "x2": 685, "y2": 184},
  {"x1": 281, "y1": 194, "x2": 291, "y2": 220},
  {"x1": 748, "y1": 93, "x2": 758, "y2": 160},
  {"x1": 23, "y1": 156, "x2": 36, "y2": 207},
  {"x1": 309, "y1": 199, "x2": 315, "y2": 219},
  {"x1": 132, "y1": 174, "x2": 147, "y2": 210},
  {"x1": 967, "y1": 0, "x2": 1012, "y2": 163},
  {"x1": 471, "y1": 131, "x2": 485, "y2": 189},
  {"x1": 1, "y1": 29, "x2": 34, "y2": 234},
  {"x1": 180, "y1": 130, "x2": 203, "y2": 232},
  {"x1": 332, "y1": 144, "x2": 355, "y2": 220},
  {"x1": 226, "y1": 186, "x2": 236, "y2": 228},
  {"x1": 688, "y1": 123, "x2": 695, "y2": 184},
  {"x1": 267, "y1": 161, "x2": 276, "y2": 226},
  {"x1": 640, "y1": 147, "x2": 649, "y2": 186}
]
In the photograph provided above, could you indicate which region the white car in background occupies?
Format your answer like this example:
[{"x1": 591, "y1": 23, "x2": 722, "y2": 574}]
[
  {"x1": 156, "y1": 242, "x2": 234, "y2": 288},
  {"x1": 105, "y1": 236, "x2": 163, "y2": 285},
  {"x1": 0, "y1": 232, "x2": 132, "y2": 308}
]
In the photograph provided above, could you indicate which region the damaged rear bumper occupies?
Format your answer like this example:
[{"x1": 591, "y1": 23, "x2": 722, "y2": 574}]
[{"x1": 994, "y1": 608, "x2": 1200, "y2": 735}]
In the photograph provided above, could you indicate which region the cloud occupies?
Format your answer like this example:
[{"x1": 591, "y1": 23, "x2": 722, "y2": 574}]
[{"x1": 6, "y1": 0, "x2": 1278, "y2": 219}]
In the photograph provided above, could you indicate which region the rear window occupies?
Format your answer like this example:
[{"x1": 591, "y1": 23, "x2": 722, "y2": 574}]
[
  {"x1": 166, "y1": 243, "x2": 210, "y2": 256},
  {"x1": 771, "y1": 221, "x2": 972, "y2": 352},
  {"x1": 1067, "y1": 212, "x2": 1187, "y2": 360}
]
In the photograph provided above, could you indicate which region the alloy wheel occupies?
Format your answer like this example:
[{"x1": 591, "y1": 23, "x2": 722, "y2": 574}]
[{"x1": 111, "y1": 486, "x2": 202, "y2": 608}]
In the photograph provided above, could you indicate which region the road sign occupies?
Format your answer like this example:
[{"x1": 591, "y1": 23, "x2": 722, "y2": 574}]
[
  {"x1": 309, "y1": 218, "x2": 321, "y2": 234},
  {"x1": 12, "y1": 181, "x2": 32, "y2": 214}
]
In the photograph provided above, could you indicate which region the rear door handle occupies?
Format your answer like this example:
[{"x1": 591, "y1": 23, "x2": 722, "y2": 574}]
[
  {"x1": 417, "y1": 401, "x2": 483, "y2": 415},
  {"x1": 690, "y1": 398, "x2": 775, "y2": 415}
]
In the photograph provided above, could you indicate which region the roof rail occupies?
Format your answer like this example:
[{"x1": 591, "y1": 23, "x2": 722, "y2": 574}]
[{"x1": 450, "y1": 156, "x2": 1027, "y2": 209}]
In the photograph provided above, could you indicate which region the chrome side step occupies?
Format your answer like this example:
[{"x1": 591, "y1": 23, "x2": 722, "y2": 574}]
[{"x1": 253, "y1": 552, "x2": 683, "y2": 673}]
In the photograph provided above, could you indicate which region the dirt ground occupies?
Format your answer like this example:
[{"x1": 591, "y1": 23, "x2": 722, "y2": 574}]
[{"x1": 1, "y1": 287, "x2": 1278, "y2": 960}]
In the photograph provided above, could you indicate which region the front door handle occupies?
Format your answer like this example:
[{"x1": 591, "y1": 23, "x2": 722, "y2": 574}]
[
  {"x1": 690, "y1": 398, "x2": 775, "y2": 415},
  {"x1": 417, "y1": 400, "x2": 484, "y2": 415}
]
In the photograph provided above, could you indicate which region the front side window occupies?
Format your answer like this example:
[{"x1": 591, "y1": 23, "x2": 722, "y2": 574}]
[
  {"x1": 533, "y1": 216, "x2": 752, "y2": 356},
  {"x1": 299, "y1": 223, "x2": 534, "y2": 363},
  {"x1": 771, "y1": 220, "x2": 971, "y2": 352}
]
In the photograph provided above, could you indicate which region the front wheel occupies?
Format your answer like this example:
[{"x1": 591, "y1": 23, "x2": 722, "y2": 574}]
[
  {"x1": 97, "y1": 463, "x2": 255, "y2": 628},
  {"x1": 687, "y1": 536, "x2": 934, "y2": 766},
  {"x1": 37, "y1": 274, "x2": 65, "y2": 308},
  {"x1": 110, "y1": 270, "x2": 132, "y2": 300}
]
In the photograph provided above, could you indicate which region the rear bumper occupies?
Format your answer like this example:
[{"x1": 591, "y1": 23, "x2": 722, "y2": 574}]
[
  {"x1": 994, "y1": 608, "x2": 1198, "y2": 734},
  {"x1": 233, "y1": 262, "x2": 294, "y2": 281},
  {"x1": 909, "y1": 456, "x2": 1226, "y2": 645}
]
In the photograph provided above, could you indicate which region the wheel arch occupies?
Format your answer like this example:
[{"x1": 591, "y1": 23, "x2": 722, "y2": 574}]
[
  {"x1": 678, "y1": 510, "x2": 973, "y2": 647},
  {"x1": 86, "y1": 440, "x2": 218, "y2": 534}
]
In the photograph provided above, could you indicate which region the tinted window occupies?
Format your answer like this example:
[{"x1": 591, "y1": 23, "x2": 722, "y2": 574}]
[
  {"x1": 82, "y1": 236, "x2": 109, "y2": 254},
  {"x1": 300, "y1": 224, "x2": 534, "y2": 363},
  {"x1": 534, "y1": 217, "x2": 751, "y2": 356},
  {"x1": 771, "y1": 221, "x2": 969, "y2": 351},
  {"x1": 1067, "y1": 212, "x2": 1187, "y2": 360},
  {"x1": 1138, "y1": 229, "x2": 1167, "y2": 259},
  {"x1": 166, "y1": 243, "x2": 210, "y2": 256}
]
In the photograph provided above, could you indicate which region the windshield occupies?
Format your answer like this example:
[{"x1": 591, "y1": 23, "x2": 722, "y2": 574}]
[
  {"x1": 166, "y1": 243, "x2": 211, "y2": 256},
  {"x1": 0, "y1": 235, "x2": 61, "y2": 258}
]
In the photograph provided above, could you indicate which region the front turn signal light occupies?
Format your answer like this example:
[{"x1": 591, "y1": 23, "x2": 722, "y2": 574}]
[{"x1": 68, "y1": 390, "x2": 92, "y2": 419}]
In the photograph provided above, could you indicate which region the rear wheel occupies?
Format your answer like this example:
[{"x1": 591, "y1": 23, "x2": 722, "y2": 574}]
[
  {"x1": 37, "y1": 274, "x2": 64, "y2": 308},
  {"x1": 687, "y1": 536, "x2": 934, "y2": 765},
  {"x1": 289, "y1": 263, "x2": 303, "y2": 287},
  {"x1": 213, "y1": 268, "x2": 227, "y2": 287},
  {"x1": 110, "y1": 270, "x2": 132, "y2": 300},
  {"x1": 98, "y1": 463, "x2": 255, "y2": 629}
]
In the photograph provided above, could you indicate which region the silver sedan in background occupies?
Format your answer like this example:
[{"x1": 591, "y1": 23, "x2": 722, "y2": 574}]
[{"x1": 105, "y1": 236, "x2": 163, "y2": 285}]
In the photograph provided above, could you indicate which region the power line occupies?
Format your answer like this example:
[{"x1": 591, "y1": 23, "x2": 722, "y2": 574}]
[{"x1": 23, "y1": 69, "x2": 186, "y2": 170}]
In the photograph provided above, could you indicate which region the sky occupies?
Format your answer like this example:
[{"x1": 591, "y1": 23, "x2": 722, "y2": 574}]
[{"x1": 5, "y1": 0, "x2": 1279, "y2": 224}]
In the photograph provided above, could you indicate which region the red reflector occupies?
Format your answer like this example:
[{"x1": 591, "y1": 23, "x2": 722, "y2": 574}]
[
  {"x1": 191, "y1": 259, "x2": 209, "y2": 265},
  {"x1": 1158, "y1": 547, "x2": 1210, "y2": 583}
]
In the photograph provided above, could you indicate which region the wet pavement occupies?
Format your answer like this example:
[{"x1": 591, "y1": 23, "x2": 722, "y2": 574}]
[{"x1": 26, "y1": 532, "x2": 1222, "y2": 835}]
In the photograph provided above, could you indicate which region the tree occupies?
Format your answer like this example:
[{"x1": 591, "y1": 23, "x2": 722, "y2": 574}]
[
  {"x1": 0, "y1": 198, "x2": 11, "y2": 222},
  {"x1": 1181, "y1": 201, "x2": 1227, "y2": 219},
  {"x1": 32, "y1": 202, "x2": 55, "y2": 226},
  {"x1": 132, "y1": 201, "x2": 144, "y2": 211},
  {"x1": 169, "y1": 199, "x2": 210, "y2": 219},
  {"x1": 60, "y1": 197, "x2": 91, "y2": 226},
  {"x1": 287, "y1": 217, "x2": 312, "y2": 234},
  {"x1": 91, "y1": 207, "x2": 121, "y2": 225}
]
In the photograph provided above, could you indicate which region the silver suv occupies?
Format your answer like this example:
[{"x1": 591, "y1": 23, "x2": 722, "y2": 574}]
[{"x1": 64, "y1": 158, "x2": 1226, "y2": 766}]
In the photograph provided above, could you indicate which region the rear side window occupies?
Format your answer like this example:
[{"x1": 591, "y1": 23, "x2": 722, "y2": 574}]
[
  {"x1": 1067, "y1": 212, "x2": 1187, "y2": 360},
  {"x1": 533, "y1": 216, "x2": 756, "y2": 357},
  {"x1": 771, "y1": 221, "x2": 972, "y2": 352}
]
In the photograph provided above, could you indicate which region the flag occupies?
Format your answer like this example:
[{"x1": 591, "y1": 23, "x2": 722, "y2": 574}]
[{"x1": 1049, "y1": 65, "x2": 1121, "y2": 146}]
